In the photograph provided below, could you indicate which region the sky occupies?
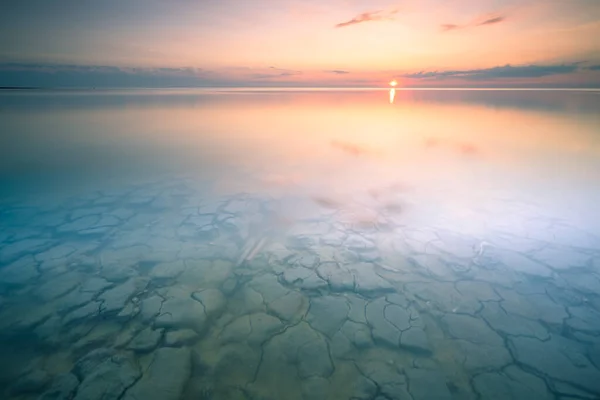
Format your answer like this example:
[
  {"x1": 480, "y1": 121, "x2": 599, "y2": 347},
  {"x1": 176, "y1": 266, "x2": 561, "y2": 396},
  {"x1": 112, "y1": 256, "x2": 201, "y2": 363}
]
[{"x1": 0, "y1": 0, "x2": 599, "y2": 87}]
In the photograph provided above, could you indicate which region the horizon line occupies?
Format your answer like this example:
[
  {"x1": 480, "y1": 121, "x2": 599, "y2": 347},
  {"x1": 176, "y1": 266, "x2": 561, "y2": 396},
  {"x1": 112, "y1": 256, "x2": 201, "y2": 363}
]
[{"x1": 1, "y1": 86, "x2": 599, "y2": 91}]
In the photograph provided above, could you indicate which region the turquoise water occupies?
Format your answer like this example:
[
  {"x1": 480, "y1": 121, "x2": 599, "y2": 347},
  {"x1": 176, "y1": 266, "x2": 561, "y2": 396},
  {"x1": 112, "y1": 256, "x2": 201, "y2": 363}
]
[{"x1": 1, "y1": 88, "x2": 600, "y2": 399}]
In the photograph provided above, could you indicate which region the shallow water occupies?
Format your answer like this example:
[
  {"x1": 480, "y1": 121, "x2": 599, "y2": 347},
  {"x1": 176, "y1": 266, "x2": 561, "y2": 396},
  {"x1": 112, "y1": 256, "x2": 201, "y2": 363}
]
[{"x1": 1, "y1": 88, "x2": 600, "y2": 400}]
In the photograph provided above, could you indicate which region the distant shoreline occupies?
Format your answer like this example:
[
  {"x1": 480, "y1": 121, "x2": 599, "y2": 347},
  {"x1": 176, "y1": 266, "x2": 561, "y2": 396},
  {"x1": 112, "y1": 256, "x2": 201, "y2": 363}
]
[{"x1": 0, "y1": 86, "x2": 43, "y2": 90}]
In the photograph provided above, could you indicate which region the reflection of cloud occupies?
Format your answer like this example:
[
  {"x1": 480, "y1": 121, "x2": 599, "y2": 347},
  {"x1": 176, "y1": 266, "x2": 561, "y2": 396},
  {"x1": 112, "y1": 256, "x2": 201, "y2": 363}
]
[
  {"x1": 404, "y1": 63, "x2": 579, "y2": 80},
  {"x1": 340, "y1": 206, "x2": 383, "y2": 230},
  {"x1": 335, "y1": 9, "x2": 398, "y2": 28},
  {"x1": 457, "y1": 143, "x2": 479, "y2": 155},
  {"x1": 368, "y1": 182, "x2": 412, "y2": 200},
  {"x1": 331, "y1": 140, "x2": 375, "y2": 157},
  {"x1": 260, "y1": 173, "x2": 301, "y2": 187},
  {"x1": 423, "y1": 137, "x2": 480, "y2": 156},
  {"x1": 381, "y1": 201, "x2": 403, "y2": 214},
  {"x1": 389, "y1": 182, "x2": 412, "y2": 193},
  {"x1": 424, "y1": 137, "x2": 439, "y2": 148},
  {"x1": 441, "y1": 13, "x2": 506, "y2": 32},
  {"x1": 314, "y1": 184, "x2": 410, "y2": 232},
  {"x1": 311, "y1": 196, "x2": 343, "y2": 209}
]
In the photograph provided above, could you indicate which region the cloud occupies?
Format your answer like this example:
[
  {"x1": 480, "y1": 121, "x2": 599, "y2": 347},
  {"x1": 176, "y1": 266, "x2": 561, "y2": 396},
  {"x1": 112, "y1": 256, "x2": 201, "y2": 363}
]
[
  {"x1": 251, "y1": 67, "x2": 302, "y2": 79},
  {"x1": 0, "y1": 63, "x2": 312, "y2": 87},
  {"x1": 1, "y1": 61, "x2": 595, "y2": 89},
  {"x1": 441, "y1": 13, "x2": 506, "y2": 32},
  {"x1": 0, "y1": 62, "x2": 234, "y2": 87},
  {"x1": 311, "y1": 195, "x2": 343, "y2": 210},
  {"x1": 0, "y1": 63, "x2": 206, "y2": 77},
  {"x1": 441, "y1": 24, "x2": 460, "y2": 31},
  {"x1": 326, "y1": 70, "x2": 350, "y2": 74},
  {"x1": 250, "y1": 72, "x2": 300, "y2": 78},
  {"x1": 478, "y1": 16, "x2": 505, "y2": 26},
  {"x1": 335, "y1": 9, "x2": 397, "y2": 28},
  {"x1": 424, "y1": 137, "x2": 480, "y2": 156},
  {"x1": 403, "y1": 63, "x2": 580, "y2": 80},
  {"x1": 330, "y1": 140, "x2": 379, "y2": 157}
]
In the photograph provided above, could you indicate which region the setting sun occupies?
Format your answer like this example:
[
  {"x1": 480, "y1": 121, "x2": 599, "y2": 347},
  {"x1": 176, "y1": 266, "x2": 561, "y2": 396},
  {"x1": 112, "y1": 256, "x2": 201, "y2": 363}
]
[{"x1": 389, "y1": 80, "x2": 398, "y2": 87}]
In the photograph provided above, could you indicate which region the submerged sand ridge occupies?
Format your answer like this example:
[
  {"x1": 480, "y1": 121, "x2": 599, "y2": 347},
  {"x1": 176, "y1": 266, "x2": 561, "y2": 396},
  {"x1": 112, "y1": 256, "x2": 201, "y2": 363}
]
[{"x1": 0, "y1": 178, "x2": 599, "y2": 400}]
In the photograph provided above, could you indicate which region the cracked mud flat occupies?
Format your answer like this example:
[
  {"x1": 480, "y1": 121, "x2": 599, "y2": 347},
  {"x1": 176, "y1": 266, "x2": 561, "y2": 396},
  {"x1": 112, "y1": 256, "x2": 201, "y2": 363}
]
[{"x1": 1, "y1": 179, "x2": 600, "y2": 400}]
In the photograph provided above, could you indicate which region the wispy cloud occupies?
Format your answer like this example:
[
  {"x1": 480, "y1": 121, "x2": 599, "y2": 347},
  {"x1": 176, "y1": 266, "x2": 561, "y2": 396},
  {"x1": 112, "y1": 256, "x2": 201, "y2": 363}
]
[
  {"x1": 403, "y1": 63, "x2": 580, "y2": 80},
  {"x1": 478, "y1": 16, "x2": 505, "y2": 26},
  {"x1": 0, "y1": 62, "x2": 219, "y2": 87},
  {"x1": 0, "y1": 63, "x2": 207, "y2": 76},
  {"x1": 253, "y1": 66, "x2": 302, "y2": 79},
  {"x1": 251, "y1": 72, "x2": 301, "y2": 79},
  {"x1": 0, "y1": 63, "x2": 292, "y2": 87},
  {"x1": 424, "y1": 137, "x2": 480, "y2": 157},
  {"x1": 441, "y1": 13, "x2": 506, "y2": 32},
  {"x1": 331, "y1": 140, "x2": 380, "y2": 157},
  {"x1": 441, "y1": 24, "x2": 460, "y2": 32},
  {"x1": 326, "y1": 70, "x2": 350, "y2": 74},
  {"x1": 1, "y1": 61, "x2": 595, "y2": 89},
  {"x1": 335, "y1": 9, "x2": 398, "y2": 28}
]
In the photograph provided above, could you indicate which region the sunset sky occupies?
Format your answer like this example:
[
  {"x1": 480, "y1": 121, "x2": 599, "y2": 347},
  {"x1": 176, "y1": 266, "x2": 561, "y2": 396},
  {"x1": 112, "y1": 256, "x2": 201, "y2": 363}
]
[{"x1": 1, "y1": 0, "x2": 599, "y2": 87}]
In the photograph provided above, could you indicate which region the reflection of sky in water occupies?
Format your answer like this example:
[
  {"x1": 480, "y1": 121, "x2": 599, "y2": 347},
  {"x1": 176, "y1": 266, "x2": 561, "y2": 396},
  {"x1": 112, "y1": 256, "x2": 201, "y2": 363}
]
[
  {"x1": 2, "y1": 89, "x2": 600, "y2": 398},
  {"x1": 1, "y1": 88, "x2": 599, "y2": 239}
]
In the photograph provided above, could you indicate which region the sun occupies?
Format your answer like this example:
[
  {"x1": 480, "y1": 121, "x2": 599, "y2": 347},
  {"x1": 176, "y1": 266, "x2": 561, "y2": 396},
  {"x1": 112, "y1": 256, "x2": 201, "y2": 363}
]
[{"x1": 389, "y1": 80, "x2": 398, "y2": 87}]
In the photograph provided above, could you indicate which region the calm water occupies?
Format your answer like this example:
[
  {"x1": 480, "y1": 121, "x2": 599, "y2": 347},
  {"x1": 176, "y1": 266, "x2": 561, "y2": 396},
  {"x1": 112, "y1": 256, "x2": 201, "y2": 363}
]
[{"x1": 0, "y1": 88, "x2": 599, "y2": 400}]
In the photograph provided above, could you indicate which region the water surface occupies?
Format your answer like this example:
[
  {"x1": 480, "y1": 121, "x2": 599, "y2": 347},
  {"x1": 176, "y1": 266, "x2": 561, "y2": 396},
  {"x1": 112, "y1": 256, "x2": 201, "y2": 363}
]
[{"x1": 1, "y1": 88, "x2": 600, "y2": 399}]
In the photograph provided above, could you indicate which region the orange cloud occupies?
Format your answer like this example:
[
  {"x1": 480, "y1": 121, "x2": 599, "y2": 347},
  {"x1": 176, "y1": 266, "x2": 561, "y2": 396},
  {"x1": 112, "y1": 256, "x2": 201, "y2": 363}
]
[
  {"x1": 335, "y1": 9, "x2": 398, "y2": 28},
  {"x1": 441, "y1": 13, "x2": 506, "y2": 32},
  {"x1": 330, "y1": 140, "x2": 377, "y2": 157},
  {"x1": 441, "y1": 24, "x2": 460, "y2": 32},
  {"x1": 423, "y1": 137, "x2": 481, "y2": 157},
  {"x1": 478, "y1": 16, "x2": 505, "y2": 26}
]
